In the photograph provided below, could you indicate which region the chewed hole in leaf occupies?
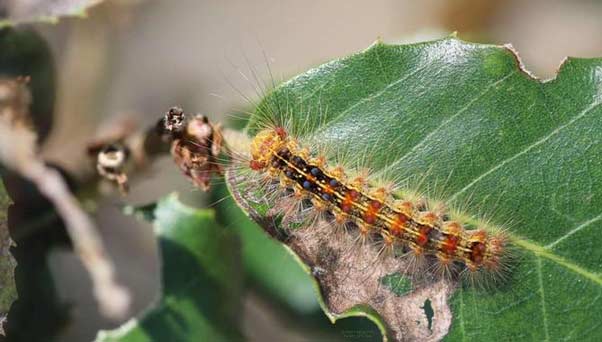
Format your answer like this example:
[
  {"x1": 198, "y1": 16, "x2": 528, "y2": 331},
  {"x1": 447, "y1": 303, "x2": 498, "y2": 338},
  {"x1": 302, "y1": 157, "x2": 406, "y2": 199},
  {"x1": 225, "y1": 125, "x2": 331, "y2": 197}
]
[{"x1": 421, "y1": 299, "x2": 434, "y2": 332}]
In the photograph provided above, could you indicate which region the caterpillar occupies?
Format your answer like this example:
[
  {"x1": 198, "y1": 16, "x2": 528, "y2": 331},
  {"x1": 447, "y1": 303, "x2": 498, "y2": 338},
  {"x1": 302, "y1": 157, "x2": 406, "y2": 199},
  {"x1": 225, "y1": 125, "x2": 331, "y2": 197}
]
[
  {"x1": 224, "y1": 118, "x2": 515, "y2": 342},
  {"x1": 245, "y1": 125, "x2": 509, "y2": 280}
]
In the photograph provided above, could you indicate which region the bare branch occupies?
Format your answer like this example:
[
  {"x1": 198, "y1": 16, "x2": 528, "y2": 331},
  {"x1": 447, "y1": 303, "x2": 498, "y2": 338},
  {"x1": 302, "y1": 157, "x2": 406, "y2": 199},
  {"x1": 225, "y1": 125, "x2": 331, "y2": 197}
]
[{"x1": 0, "y1": 77, "x2": 130, "y2": 319}]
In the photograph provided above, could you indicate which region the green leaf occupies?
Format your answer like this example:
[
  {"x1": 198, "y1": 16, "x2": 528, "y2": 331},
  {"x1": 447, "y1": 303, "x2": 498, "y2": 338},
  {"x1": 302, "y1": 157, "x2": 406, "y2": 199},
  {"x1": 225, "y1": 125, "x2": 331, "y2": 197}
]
[
  {"x1": 0, "y1": 0, "x2": 104, "y2": 27},
  {"x1": 213, "y1": 185, "x2": 319, "y2": 313},
  {"x1": 96, "y1": 194, "x2": 243, "y2": 342},
  {"x1": 0, "y1": 27, "x2": 73, "y2": 341},
  {"x1": 0, "y1": 180, "x2": 16, "y2": 334},
  {"x1": 228, "y1": 37, "x2": 602, "y2": 341},
  {"x1": 0, "y1": 171, "x2": 72, "y2": 341}
]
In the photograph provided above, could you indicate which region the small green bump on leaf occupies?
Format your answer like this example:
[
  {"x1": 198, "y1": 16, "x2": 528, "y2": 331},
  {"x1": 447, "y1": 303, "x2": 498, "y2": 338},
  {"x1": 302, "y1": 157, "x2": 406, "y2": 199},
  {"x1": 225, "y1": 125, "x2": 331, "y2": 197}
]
[{"x1": 381, "y1": 273, "x2": 413, "y2": 297}]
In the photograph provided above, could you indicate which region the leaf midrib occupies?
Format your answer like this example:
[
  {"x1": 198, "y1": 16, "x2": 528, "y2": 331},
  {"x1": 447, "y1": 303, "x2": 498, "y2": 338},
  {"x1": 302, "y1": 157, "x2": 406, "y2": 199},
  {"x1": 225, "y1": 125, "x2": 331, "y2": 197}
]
[{"x1": 512, "y1": 236, "x2": 601, "y2": 285}]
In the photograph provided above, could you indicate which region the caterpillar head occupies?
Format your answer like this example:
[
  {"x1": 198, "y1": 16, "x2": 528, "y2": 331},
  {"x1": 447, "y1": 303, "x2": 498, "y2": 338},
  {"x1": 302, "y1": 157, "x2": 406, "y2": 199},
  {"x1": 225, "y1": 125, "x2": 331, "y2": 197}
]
[{"x1": 249, "y1": 127, "x2": 288, "y2": 170}]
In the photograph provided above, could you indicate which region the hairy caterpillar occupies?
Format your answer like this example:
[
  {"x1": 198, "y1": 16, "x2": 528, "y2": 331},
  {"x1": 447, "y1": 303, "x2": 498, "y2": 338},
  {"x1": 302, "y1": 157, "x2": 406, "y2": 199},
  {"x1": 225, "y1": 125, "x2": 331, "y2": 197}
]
[
  {"x1": 224, "y1": 116, "x2": 514, "y2": 341},
  {"x1": 246, "y1": 126, "x2": 509, "y2": 278}
]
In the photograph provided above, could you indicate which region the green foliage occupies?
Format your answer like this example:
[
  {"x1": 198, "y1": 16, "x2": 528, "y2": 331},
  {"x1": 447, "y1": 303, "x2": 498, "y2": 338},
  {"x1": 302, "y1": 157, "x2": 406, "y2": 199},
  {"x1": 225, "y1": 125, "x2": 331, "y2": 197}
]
[
  {"x1": 96, "y1": 194, "x2": 243, "y2": 342},
  {"x1": 213, "y1": 186, "x2": 319, "y2": 313},
  {"x1": 0, "y1": 181, "x2": 16, "y2": 318},
  {"x1": 0, "y1": 27, "x2": 70, "y2": 341},
  {"x1": 236, "y1": 37, "x2": 602, "y2": 340}
]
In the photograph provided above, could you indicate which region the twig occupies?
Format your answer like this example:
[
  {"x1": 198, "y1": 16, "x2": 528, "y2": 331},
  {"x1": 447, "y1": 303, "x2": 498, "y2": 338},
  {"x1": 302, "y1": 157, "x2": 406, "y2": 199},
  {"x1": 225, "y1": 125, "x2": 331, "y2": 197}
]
[
  {"x1": 89, "y1": 106, "x2": 226, "y2": 194},
  {"x1": 0, "y1": 77, "x2": 130, "y2": 319}
]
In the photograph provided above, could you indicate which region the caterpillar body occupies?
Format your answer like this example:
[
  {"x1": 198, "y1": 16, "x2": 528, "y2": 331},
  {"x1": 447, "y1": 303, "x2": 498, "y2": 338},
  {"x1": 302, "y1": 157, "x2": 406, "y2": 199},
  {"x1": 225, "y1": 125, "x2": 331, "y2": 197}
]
[{"x1": 247, "y1": 126, "x2": 508, "y2": 278}]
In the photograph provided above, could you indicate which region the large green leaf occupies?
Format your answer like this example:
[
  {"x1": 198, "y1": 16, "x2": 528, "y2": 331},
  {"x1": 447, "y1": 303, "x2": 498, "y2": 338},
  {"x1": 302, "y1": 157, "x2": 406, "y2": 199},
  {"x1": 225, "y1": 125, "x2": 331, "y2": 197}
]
[
  {"x1": 96, "y1": 194, "x2": 243, "y2": 342},
  {"x1": 228, "y1": 37, "x2": 602, "y2": 341}
]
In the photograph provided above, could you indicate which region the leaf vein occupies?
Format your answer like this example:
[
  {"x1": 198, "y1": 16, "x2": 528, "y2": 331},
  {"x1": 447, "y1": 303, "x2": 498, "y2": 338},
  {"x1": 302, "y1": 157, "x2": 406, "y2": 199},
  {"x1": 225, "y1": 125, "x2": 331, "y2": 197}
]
[
  {"x1": 375, "y1": 70, "x2": 517, "y2": 176},
  {"x1": 310, "y1": 60, "x2": 432, "y2": 136},
  {"x1": 448, "y1": 100, "x2": 602, "y2": 202},
  {"x1": 459, "y1": 289, "x2": 467, "y2": 342},
  {"x1": 545, "y1": 212, "x2": 602, "y2": 249},
  {"x1": 536, "y1": 257, "x2": 551, "y2": 342}
]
